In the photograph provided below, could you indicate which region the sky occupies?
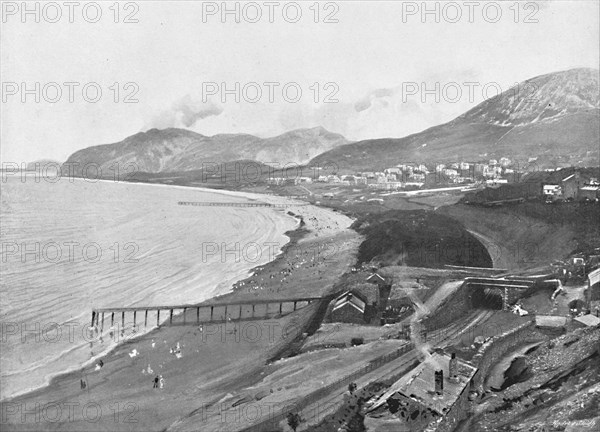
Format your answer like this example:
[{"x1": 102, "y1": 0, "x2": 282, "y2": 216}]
[{"x1": 1, "y1": 0, "x2": 599, "y2": 163}]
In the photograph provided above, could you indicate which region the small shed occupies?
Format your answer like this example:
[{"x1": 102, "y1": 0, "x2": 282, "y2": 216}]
[
  {"x1": 578, "y1": 186, "x2": 599, "y2": 201},
  {"x1": 535, "y1": 315, "x2": 568, "y2": 335},
  {"x1": 366, "y1": 272, "x2": 388, "y2": 286},
  {"x1": 329, "y1": 291, "x2": 368, "y2": 324},
  {"x1": 562, "y1": 172, "x2": 587, "y2": 200},
  {"x1": 573, "y1": 314, "x2": 600, "y2": 328},
  {"x1": 535, "y1": 315, "x2": 568, "y2": 328}
]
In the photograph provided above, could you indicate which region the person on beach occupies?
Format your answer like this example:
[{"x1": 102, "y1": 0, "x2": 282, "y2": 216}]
[{"x1": 153, "y1": 375, "x2": 159, "y2": 388}]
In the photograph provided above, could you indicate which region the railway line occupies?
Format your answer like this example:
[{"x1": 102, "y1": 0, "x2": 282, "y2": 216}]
[{"x1": 237, "y1": 309, "x2": 495, "y2": 431}]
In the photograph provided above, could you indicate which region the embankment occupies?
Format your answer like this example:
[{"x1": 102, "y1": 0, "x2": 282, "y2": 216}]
[
  {"x1": 470, "y1": 320, "x2": 547, "y2": 394},
  {"x1": 438, "y1": 202, "x2": 600, "y2": 271},
  {"x1": 351, "y1": 210, "x2": 492, "y2": 269},
  {"x1": 419, "y1": 282, "x2": 472, "y2": 331}
]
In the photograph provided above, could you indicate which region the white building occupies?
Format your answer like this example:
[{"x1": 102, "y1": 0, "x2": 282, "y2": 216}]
[
  {"x1": 442, "y1": 168, "x2": 459, "y2": 177},
  {"x1": 543, "y1": 184, "x2": 562, "y2": 196}
]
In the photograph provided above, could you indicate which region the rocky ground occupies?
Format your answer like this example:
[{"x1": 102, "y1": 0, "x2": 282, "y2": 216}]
[{"x1": 467, "y1": 326, "x2": 600, "y2": 432}]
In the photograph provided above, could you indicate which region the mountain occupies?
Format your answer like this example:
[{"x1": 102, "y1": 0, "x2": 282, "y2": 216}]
[
  {"x1": 25, "y1": 159, "x2": 62, "y2": 170},
  {"x1": 63, "y1": 126, "x2": 348, "y2": 175},
  {"x1": 310, "y1": 68, "x2": 599, "y2": 172}
]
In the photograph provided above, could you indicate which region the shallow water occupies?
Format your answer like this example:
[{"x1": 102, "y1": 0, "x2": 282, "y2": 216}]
[{"x1": 0, "y1": 177, "x2": 296, "y2": 399}]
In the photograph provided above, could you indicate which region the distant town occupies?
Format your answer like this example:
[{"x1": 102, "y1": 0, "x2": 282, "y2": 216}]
[{"x1": 265, "y1": 157, "x2": 600, "y2": 203}]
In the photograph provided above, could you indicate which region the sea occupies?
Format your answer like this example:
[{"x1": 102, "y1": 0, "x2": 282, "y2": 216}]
[{"x1": 0, "y1": 176, "x2": 297, "y2": 400}]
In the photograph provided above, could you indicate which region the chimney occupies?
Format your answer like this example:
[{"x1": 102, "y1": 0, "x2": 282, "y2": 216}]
[
  {"x1": 449, "y1": 353, "x2": 459, "y2": 383},
  {"x1": 434, "y1": 370, "x2": 444, "y2": 396},
  {"x1": 377, "y1": 284, "x2": 391, "y2": 312}
]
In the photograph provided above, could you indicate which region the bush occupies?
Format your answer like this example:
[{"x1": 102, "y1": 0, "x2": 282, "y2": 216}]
[{"x1": 351, "y1": 337, "x2": 364, "y2": 346}]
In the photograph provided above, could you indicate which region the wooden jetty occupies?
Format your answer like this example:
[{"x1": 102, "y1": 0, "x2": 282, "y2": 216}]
[
  {"x1": 90, "y1": 296, "x2": 326, "y2": 329},
  {"x1": 178, "y1": 201, "x2": 307, "y2": 208}
]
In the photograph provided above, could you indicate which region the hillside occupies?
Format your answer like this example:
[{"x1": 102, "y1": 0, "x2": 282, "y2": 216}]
[
  {"x1": 63, "y1": 126, "x2": 348, "y2": 176},
  {"x1": 310, "y1": 68, "x2": 600, "y2": 172},
  {"x1": 438, "y1": 201, "x2": 600, "y2": 271},
  {"x1": 351, "y1": 210, "x2": 492, "y2": 268},
  {"x1": 25, "y1": 159, "x2": 62, "y2": 170}
]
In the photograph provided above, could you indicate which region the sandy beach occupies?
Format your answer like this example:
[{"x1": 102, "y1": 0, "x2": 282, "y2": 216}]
[
  {"x1": 0, "y1": 178, "x2": 299, "y2": 400},
  {"x1": 1, "y1": 188, "x2": 362, "y2": 432}
]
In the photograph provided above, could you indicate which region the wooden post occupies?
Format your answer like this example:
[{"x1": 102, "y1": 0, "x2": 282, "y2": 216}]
[
  {"x1": 197, "y1": 307, "x2": 200, "y2": 323},
  {"x1": 224, "y1": 306, "x2": 228, "y2": 321},
  {"x1": 210, "y1": 306, "x2": 214, "y2": 321},
  {"x1": 144, "y1": 310, "x2": 148, "y2": 327},
  {"x1": 122, "y1": 311, "x2": 125, "y2": 329},
  {"x1": 240, "y1": 304, "x2": 243, "y2": 319},
  {"x1": 157, "y1": 309, "x2": 160, "y2": 327},
  {"x1": 293, "y1": 301, "x2": 297, "y2": 311},
  {"x1": 133, "y1": 311, "x2": 137, "y2": 328},
  {"x1": 111, "y1": 312, "x2": 114, "y2": 326},
  {"x1": 91, "y1": 311, "x2": 96, "y2": 327},
  {"x1": 279, "y1": 303, "x2": 283, "y2": 314},
  {"x1": 170, "y1": 309, "x2": 174, "y2": 324},
  {"x1": 101, "y1": 313, "x2": 104, "y2": 332},
  {"x1": 95, "y1": 312, "x2": 99, "y2": 327},
  {"x1": 252, "y1": 304, "x2": 255, "y2": 318},
  {"x1": 183, "y1": 308, "x2": 187, "y2": 324}
]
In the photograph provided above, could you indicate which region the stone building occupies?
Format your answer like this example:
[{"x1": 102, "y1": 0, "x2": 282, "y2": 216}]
[
  {"x1": 587, "y1": 268, "x2": 600, "y2": 316},
  {"x1": 365, "y1": 352, "x2": 477, "y2": 432},
  {"x1": 561, "y1": 172, "x2": 585, "y2": 199}
]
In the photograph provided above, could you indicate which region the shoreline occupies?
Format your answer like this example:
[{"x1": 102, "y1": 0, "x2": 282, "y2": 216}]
[
  {"x1": 0, "y1": 179, "x2": 304, "y2": 402},
  {"x1": 0, "y1": 212, "x2": 306, "y2": 404},
  {"x1": 2, "y1": 181, "x2": 361, "y2": 429}
]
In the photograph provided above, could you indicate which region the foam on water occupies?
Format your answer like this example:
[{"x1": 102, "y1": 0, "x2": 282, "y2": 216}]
[{"x1": 0, "y1": 177, "x2": 297, "y2": 400}]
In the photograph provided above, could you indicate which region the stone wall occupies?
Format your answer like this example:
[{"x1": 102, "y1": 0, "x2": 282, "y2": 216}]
[{"x1": 470, "y1": 320, "x2": 546, "y2": 393}]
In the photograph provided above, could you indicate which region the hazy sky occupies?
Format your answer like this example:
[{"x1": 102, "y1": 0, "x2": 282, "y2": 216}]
[{"x1": 1, "y1": 0, "x2": 599, "y2": 162}]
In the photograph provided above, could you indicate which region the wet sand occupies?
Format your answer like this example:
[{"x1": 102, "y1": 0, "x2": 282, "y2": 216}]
[{"x1": 2, "y1": 193, "x2": 362, "y2": 432}]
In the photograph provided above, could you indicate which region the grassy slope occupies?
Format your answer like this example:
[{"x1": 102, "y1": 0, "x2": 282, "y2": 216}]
[
  {"x1": 310, "y1": 111, "x2": 599, "y2": 173},
  {"x1": 351, "y1": 210, "x2": 493, "y2": 269}
]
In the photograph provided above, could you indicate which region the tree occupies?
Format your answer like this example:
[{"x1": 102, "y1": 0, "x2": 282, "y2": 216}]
[{"x1": 286, "y1": 412, "x2": 301, "y2": 432}]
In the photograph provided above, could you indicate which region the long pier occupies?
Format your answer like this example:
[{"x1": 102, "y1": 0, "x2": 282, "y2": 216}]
[
  {"x1": 178, "y1": 201, "x2": 306, "y2": 208},
  {"x1": 90, "y1": 297, "x2": 326, "y2": 329}
]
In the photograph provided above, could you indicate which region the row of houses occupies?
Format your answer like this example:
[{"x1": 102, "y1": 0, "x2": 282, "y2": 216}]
[{"x1": 266, "y1": 176, "x2": 313, "y2": 186}]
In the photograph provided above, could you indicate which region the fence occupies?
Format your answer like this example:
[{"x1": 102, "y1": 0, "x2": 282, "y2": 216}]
[{"x1": 240, "y1": 342, "x2": 415, "y2": 431}]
